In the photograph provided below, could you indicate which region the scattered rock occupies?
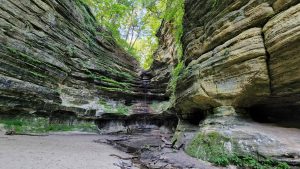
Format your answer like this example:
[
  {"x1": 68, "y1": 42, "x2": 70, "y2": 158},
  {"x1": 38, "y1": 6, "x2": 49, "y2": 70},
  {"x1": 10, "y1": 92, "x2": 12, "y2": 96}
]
[{"x1": 95, "y1": 127, "x2": 218, "y2": 169}]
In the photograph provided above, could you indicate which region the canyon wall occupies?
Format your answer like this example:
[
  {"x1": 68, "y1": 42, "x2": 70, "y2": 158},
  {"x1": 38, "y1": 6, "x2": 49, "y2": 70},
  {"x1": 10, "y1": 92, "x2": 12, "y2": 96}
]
[
  {"x1": 150, "y1": 20, "x2": 178, "y2": 97},
  {"x1": 176, "y1": 0, "x2": 300, "y2": 120},
  {"x1": 172, "y1": 0, "x2": 300, "y2": 165},
  {"x1": 0, "y1": 0, "x2": 165, "y2": 118},
  {"x1": 0, "y1": 0, "x2": 300, "y2": 166}
]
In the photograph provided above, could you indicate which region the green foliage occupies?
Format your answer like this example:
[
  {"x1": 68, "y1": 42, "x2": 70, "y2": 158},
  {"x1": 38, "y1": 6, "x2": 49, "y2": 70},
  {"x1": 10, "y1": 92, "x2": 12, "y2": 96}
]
[
  {"x1": 164, "y1": 0, "x2": 184, "y2": 60},
  {"x1": 46, "y1": 124, "x2": 75, "y2": 132},
  {"x1": 169, "y1": 61, "x2": 184, "y2": 98},
  {"x1": 81, "y1": 0, "x2": 168, "y2": 68},
  {"x1": 142, "y1": 52, "x2": 154, "y2": 70},
  {"x1": 212, "y1": 156, "x2": 230, "y2": 166},
  {"x1": 0, "y1": 118, "x2": 97, "y2": 133},
  {"x1": 163, "y1": 0, "x2": 185, "y2": 98},
  {"x1": 276, "y1": 162, "x2": 290, "y2": 169},
  {"x1": 186, "y1": 132, "x2": 291, "y2": 169},
  {"x1": 80, "y1": 0, "x2": 185, "y2": 69},
  {"x1": 228, "y1": 155, "x2": 290, "y2": 169},
  {"x1": 1, "y1": 119, "x2": 23, "y2": 127}
]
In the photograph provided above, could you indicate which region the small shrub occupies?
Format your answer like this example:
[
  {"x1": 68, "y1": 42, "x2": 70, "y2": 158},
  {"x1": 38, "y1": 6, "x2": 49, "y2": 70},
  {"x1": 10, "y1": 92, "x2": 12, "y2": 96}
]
[
  {"x1": 229, "y1": 154, "x2": 243, "y2": 167},
  {"x1": 212, "y1": 156, "x2": 230, "y2": 166},
  {"x1": 242, "y1": 156, "x2": 264, "y2": 169},
  {"x1": 1, "y1": 119, "x2": 23, "y2": 127},
  {"x1": 276, "y1": 162, "x2": 290, "y2": 169}
]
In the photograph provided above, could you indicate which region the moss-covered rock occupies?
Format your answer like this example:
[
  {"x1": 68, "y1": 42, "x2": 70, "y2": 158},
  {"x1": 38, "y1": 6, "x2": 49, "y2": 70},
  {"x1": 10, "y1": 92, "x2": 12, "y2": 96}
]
[
  {"x1": 182, "y1": 106, "x2": 298, "y2": 167},
  {"x1": 186, "y1": 131, "x2": 291, "y2": 168},
  {"x1": 186, "y1": 132, "x2": 233, "y2": 165},
  {"x1": 0, "y1": 0, "x2": 167, "y2": 117}
]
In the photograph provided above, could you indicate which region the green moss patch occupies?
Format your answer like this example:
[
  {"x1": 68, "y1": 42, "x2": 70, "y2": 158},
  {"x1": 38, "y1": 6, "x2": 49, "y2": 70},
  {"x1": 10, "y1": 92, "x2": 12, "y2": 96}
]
[
  {"x1": 168, "y1": 61, "x2": 184, "y2": 99},
  {"x1": 186, "y1": 132, "x2": 231, "y2": 163},
  {"x1": 149, "y1": 101, "x2": 170, "y2": 113},
  {"x1": 186, "y1": 132, "x2": 290, "y2": 169},
  {"x1": 0, "y1": 118, "x2": 97, "y2": 133},
  {"x1": 98, "y1": 98, "x2": 131, "y2": 116}
]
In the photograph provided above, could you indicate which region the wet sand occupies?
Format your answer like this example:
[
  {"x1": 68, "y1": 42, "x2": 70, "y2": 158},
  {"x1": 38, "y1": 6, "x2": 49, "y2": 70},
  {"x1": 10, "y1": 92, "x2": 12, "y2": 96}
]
[{"x1": 0, "y1": 131, "x2": 133, "y2": 169}]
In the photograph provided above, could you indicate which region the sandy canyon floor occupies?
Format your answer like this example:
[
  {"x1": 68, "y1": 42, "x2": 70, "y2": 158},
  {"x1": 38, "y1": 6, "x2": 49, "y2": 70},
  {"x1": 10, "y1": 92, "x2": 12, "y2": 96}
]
[{"x1": 0, "y1": 131, "x2": 136, "y2": 169}]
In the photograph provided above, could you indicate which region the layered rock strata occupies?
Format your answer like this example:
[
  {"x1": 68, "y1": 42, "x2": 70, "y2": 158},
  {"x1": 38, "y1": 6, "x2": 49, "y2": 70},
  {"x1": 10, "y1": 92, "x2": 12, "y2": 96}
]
[
  {"x1": 177, "y1": 0, "x2": 300, "y2": 119},
  {"x1": 174, "y1": 0, "x2": 300, "y2": 165},
  {"x1": 150, "y1": 20, "x2": 178, "y2": 97},
  {"x1": 176, "y1": 28, "x2": 270, "y2": 115},
  {"x1": 0, "y1": 0, "x2": 164, "y2": 117}
]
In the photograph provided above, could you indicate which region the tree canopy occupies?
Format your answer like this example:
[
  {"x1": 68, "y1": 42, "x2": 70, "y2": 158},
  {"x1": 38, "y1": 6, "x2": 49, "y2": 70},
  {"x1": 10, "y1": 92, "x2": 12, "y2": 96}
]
[
  {"x1": 82, "y1": 0, "x2": 168, "y2": 69},
  {"x1": 81, "y1": 0, "x2": 184, "y2": 70}
]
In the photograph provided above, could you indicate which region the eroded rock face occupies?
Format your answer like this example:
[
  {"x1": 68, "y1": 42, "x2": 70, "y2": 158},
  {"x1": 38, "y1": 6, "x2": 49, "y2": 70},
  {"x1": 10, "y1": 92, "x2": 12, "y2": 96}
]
[
  {"x1": 262, "y1": 3, "x2": 300, "y2": 113},
  {"x1": 264, "y1": 3, "x2": 300, "y2": 95},
  {"x1": 177, "y1": 0, "x2": 300, "y2": 116},
  {"x1": 273, "y1": 0, "x2": 299, "y2": 12},
  {"x1": 174, "y1": 0, "x2": 300, "y2": 165},
  {"x1": 183, "y1": 0, "x2": 275, "y2": 64},
  {"x1": 150, "y1": 21, "x2": 178, "y2": 97},
  {"x1": 0, "y1": 0, "x2": 159, "y2": 117},
  {"x1": 176, "y1": 28, "x2": 270, "y2": 114},
  {"x1": 182, "y1": 106, "x2": 300, "y2": 166}
]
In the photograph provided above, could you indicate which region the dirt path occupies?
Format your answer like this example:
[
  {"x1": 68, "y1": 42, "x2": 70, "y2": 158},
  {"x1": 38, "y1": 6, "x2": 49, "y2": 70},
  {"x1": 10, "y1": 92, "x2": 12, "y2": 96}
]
[{"x1": 0, "y1": 131, "x2": 135, "y2": 169}]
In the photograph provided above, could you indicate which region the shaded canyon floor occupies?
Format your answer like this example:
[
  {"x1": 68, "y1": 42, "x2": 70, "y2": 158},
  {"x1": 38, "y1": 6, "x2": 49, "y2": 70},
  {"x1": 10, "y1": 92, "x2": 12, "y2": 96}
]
[{"x1": 0, "y1": 131, "x2": 137, "y2": 169}]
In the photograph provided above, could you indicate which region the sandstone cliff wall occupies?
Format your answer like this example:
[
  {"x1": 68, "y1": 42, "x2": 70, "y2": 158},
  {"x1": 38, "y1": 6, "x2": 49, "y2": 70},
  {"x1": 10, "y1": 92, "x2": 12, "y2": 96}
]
[
  {"x1": 0, "y1": 0, "x2": 159, "y2": 117},
  {"x1": 172, "y1": 1, "x2": 300, "y2": 164},
  {"x1": 176, "y1": 0, "x2": 300, "y2": 119},
  {"x1": 150, "y1": 20, "x2": 178, "y2": 97}
]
